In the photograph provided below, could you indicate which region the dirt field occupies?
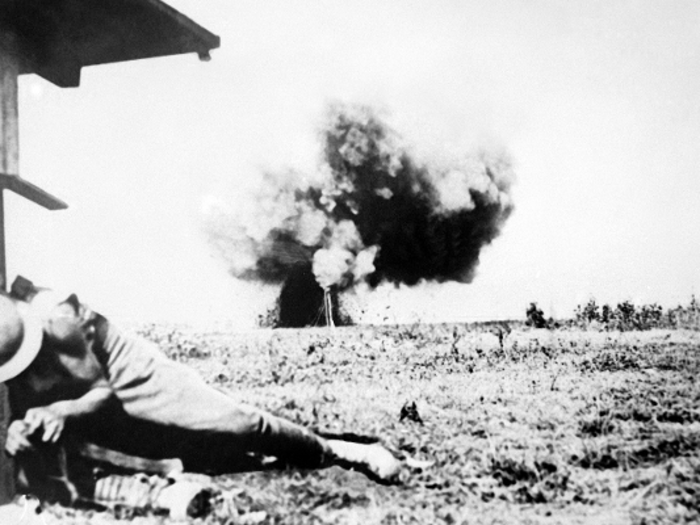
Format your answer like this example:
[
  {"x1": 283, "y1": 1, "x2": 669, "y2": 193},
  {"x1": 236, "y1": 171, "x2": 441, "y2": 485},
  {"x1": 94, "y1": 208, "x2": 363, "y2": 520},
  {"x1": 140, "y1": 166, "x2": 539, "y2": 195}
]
[{"x1": 37, "y1": 322, "x2": 700, "y2": 524}]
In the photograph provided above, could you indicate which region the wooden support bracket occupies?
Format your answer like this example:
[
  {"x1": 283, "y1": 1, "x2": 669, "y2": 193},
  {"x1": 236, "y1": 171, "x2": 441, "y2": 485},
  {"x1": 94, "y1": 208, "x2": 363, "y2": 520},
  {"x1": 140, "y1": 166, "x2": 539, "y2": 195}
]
[{"x1": 0, "y1": 173, "x2": 68, "y2": 210}]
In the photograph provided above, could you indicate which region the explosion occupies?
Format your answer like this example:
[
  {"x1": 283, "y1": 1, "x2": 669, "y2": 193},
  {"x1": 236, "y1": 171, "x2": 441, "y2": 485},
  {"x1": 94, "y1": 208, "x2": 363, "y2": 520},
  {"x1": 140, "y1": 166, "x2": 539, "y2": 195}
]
[{"x1": 206, "y1": 104, "x2": 514, "y2": 327}]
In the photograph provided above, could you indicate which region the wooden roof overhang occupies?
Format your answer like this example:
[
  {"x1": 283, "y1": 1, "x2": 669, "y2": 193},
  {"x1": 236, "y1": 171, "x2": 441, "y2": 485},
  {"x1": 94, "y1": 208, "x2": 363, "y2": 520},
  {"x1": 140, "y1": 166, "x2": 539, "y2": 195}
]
[{"x1": 0, "y1": 0, "x2": 221, "y2": 88}]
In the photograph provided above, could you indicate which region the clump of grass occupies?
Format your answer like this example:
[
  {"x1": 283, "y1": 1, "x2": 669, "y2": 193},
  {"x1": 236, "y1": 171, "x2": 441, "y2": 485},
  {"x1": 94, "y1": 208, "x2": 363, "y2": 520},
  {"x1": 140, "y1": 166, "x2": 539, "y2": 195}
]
[
  {"x1": 575, "y1": 432, "x2": 700, "y2": 472},
  {"x1": 578, "y1": 339, "x2": 700, "y2": 374},
  {"x1": 485, "y1": 453, "x2": 571, "y2": 503},
  {"x1": 629, "y1": 459, "x2": 700, "y2": 525}
]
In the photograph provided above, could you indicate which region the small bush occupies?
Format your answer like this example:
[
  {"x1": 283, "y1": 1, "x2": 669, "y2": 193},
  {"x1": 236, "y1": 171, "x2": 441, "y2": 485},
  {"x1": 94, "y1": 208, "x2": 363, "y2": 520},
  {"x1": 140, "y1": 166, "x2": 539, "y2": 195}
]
[
  {"x1": 666, "y1": 295, "x2": 700, "y2": 330},
  {"x1": 576, "y1": 299, "x2": 600, "y2": 324},
  {"x1": 526, "y1": 303, "x2": 548, "y2": 329}
]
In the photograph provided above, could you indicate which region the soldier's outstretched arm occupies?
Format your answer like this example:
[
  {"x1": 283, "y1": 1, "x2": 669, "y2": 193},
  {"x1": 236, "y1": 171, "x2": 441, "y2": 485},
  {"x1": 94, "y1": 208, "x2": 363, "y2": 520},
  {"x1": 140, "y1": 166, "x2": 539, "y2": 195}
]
[{"x1": 22, "y1": 382, "x2": 114, "y2": 445}]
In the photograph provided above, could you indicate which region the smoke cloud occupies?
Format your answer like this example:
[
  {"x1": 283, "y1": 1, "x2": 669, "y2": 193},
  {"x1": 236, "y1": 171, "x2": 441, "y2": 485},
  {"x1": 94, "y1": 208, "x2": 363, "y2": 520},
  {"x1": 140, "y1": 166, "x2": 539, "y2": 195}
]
[{"x1": 205, "y1": 104, "x2": 514, "y2": 323}]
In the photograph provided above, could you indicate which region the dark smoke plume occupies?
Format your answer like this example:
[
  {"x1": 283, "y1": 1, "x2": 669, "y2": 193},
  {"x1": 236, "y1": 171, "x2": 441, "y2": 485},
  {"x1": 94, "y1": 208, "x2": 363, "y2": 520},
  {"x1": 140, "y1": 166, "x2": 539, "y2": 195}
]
[{"x1": 206, "y1": 104, "x2": 514, "y2": 326}]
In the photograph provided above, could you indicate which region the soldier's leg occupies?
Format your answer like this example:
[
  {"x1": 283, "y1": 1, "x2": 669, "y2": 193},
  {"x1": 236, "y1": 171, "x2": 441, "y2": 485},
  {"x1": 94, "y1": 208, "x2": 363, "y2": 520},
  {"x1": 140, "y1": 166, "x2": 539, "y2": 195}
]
[{"x1": 189, "y1": 403, "x2": 402, "y2": 481}]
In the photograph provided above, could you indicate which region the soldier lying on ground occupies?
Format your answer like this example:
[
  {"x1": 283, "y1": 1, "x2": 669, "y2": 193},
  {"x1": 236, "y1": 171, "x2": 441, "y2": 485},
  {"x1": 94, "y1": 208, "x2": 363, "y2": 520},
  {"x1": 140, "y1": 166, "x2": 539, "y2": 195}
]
[{"x1": 0, "y1": 276, "x2": 401, "y2": 506}]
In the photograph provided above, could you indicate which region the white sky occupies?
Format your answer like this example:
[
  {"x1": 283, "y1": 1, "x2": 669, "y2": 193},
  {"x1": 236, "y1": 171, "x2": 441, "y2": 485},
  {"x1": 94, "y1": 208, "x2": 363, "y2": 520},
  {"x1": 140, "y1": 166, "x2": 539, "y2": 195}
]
[{"x1": 7, "y1": 0, "x2": 700, "y2": 328}]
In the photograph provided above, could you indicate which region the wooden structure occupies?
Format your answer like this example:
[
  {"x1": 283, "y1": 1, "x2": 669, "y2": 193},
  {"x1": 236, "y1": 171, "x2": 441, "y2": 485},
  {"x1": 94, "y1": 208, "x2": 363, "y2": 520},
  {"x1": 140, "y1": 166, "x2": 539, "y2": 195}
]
[{"x1": 0, "y1": 0, "x2": 219, "y2": 502}]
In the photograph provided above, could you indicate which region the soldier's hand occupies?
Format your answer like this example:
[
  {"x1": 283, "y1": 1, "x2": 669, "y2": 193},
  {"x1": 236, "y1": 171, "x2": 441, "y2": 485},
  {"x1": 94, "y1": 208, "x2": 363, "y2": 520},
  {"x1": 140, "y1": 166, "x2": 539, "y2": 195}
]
[
  {"x1": 23, "y1": 406, "x2": 66, "y2": 444},
  {"x1": 5, "y1": 420, "x2": 33, "y2": 456}
]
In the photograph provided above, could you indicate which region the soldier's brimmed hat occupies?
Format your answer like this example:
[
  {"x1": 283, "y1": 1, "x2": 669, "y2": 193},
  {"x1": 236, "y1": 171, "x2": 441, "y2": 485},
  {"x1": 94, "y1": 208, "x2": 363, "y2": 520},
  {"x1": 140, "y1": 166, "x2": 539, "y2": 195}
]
[{"x1": 0, "y1": 294, "x2": 43, "y2": 382}]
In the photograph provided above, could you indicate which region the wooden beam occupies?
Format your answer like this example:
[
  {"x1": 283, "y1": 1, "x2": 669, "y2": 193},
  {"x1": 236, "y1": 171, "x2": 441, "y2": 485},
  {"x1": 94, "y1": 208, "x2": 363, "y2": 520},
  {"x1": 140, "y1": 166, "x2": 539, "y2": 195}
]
[
  {"x1": 0, "y1": 32, "x2": 19, "y2": 504},
  {"x1": 0, "y1": 174, "x2": 68, "y2": 210},
  {"x1": 0, "y1": 36, "x2": 19, "y2": 179},
  {"x1": 26, "y1": 56, "x2": 82, "y2": 89}
]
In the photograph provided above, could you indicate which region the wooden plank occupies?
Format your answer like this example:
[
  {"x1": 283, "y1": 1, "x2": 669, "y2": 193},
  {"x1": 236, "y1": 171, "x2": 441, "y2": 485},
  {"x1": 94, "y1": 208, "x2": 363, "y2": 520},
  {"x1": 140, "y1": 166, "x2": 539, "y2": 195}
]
[
  {"x1": 0, "y1": 37, "x2": 17, "y2": 504},
  {"x1": 0, "y1": 383, "x2": 12, "y2": 504},
  {"x1": 0, "y1": 34, "x2": 19, "y2": 177},
  {"x1": 29, "y1": 55, "x2": 81, "y2": 89},
  {"x1": 0, "y1": 174, "x2": 68, "y2": 210},
  {"x1": 0, "y1": 190, "x2": 5, "y2": 291}
]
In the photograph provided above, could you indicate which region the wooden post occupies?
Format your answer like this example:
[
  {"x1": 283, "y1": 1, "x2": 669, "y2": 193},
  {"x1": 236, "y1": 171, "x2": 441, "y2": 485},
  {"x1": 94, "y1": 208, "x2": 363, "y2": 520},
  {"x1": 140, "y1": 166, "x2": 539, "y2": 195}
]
[{"x1": 0, "y1": 31, "x2": 19, "y2": 503}]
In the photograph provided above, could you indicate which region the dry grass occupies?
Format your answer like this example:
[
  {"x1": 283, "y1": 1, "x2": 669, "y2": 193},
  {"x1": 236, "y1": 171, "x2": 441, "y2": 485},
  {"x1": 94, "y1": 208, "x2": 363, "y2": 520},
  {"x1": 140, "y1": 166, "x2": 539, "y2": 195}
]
[{"x1": 35, "y1": 324, "x2": 700, "y2": 524}]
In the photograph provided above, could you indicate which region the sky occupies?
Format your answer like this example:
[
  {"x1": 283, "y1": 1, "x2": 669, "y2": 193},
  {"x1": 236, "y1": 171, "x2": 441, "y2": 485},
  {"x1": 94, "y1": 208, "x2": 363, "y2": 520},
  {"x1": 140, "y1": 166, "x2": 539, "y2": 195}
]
[{"x1": 6, "y1": 0, "x2": 700, "y2": 328}]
